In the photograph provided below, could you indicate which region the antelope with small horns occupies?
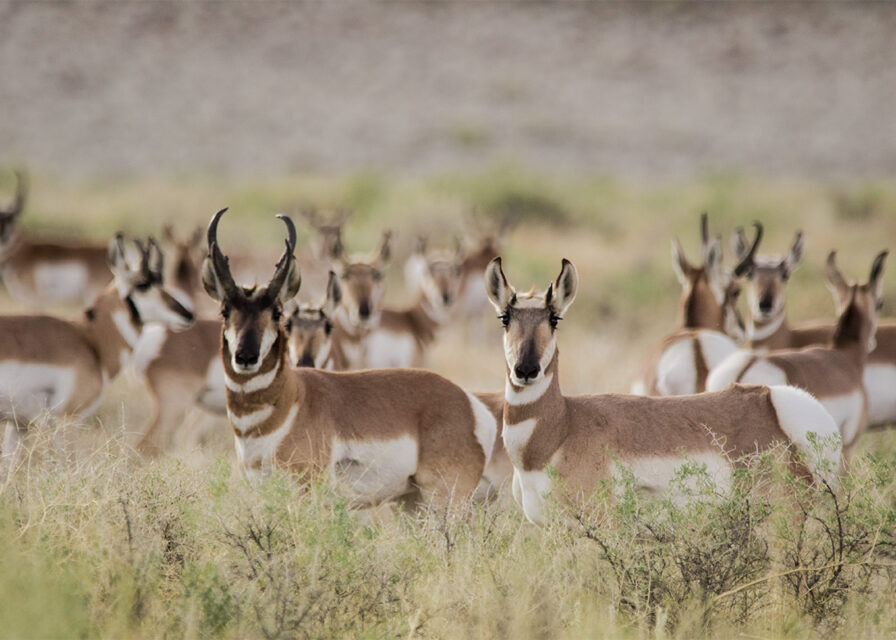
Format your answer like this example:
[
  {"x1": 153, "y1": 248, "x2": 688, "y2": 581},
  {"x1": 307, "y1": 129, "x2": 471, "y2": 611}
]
[
  {"x1": 486, "y1": 257, "x2": 840, "y2": 524},
  {"x1": 0, "y1": 235, "x2": 194, "y2": 478},
  {"x1": 284, "y1": 271, "x2": 349, "y2": 371},
  {"x1": 201, "y1": 208, "x2": 497, "y2": 509},
  {"x1": 708, "y1": 250, "x2": 888, "y2": 460},
  {"x1": 631, "y1": 214, "x2": 758, "y2": 396}
]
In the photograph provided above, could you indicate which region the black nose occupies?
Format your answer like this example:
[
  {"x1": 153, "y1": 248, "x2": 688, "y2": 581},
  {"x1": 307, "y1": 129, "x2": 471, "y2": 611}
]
[
  {"x1": 442, "y1": 292, "x2": 451, "y2": 305},
  {"x1": 234, "y1": 348, "x2": 258, "y2": 367},
  {"x1": 297, "y1": 354, "x2": 315, "y2": 368},
  {"x1": 358, "y1": 301, "x2": 370, "y2": 319},
  {"x1": 759, "y1": 293, "x2": 774, "y2": 313},
  {"x1": 514, "y1": 362, "x2": 541, "y2": 382}
]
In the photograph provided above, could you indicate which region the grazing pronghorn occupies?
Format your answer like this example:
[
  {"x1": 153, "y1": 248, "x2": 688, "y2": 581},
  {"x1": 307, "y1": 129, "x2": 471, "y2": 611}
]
[
  {"x1": 0, "y1": 171, "x2": 111, "y2": 308},
  {"x1": 365, "y1": 243, "x2": 464, "y2": 368},
  {"x1": 707, "y1": 251, "x2": 888, "y2": 460},
  {"x1": 733, "y1": 232, "x2": 896, "y2": 429},
  {"x1": 284, "y1": 271, "x2": 349, "y2": 370},
  {"x1": 201, "y1": 208, "x2": 497, "y2": 509},
  {"x1": 331, "y1": 231, "x2": 393, "y2": 368},
  {"x1": 631, "y1": 215, "x2": 757, "y2": 396},
  {"x1": 0, "y1": 236, "x2": 194, "y2": 478},
  {"x1": 485, "y1": 257, "x2": 841, "y2": 524}
]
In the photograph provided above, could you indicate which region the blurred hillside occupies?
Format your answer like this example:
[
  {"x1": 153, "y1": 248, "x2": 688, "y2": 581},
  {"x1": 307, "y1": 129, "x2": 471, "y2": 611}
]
[{"x1": 1, "y1": 1, "x2": 895, "y2": 179}]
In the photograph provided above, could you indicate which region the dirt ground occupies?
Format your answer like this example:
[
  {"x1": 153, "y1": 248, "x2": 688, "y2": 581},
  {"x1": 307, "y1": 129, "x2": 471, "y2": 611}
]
[{"x1": 1, "y1": 1, "x2": 896, "y2": 180}]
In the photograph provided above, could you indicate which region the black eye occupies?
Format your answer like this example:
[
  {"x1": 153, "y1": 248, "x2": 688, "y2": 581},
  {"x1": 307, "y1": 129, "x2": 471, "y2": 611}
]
[
  {"x1": 549, "y1": 313, "x2": 561, "y2": 329},
  {"x1": 324, "y1": 321, "x2": 333, "y2": 335},
  {"x1": 499, "y1": 313, "x2": 509, "y2": 328},
  {"x1": 284, "y1": 318, "x2": 292, "y2": 331},
  {"x1": 135, "y1": 281, "x2": 151, "y2": 291},
  {"x1": 221, "y1": 305, "x2": 231, "y2": 320},
  {"x1": 272, "y1": 308, "x2": 282, "y2": 322}
]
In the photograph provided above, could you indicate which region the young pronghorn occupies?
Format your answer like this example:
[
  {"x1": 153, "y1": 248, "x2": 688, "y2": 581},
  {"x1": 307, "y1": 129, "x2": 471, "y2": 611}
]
[
  {"x1": 365, "y1": 243, "x2": 464, "y2": 368},
  {"x1": 733, "y1": 230, "x2": 896, "y2": 429},
  {"x1": 284, "y1": 271, "x2": 349, "y2": 370},
  {"x1": 631, "y1": 215, "x2": 757, "y2": 396},
  {"x1": 0, "y1": 236, "x2": 195, "y2": 478},
  {"x1": 201, "y1": 208, "x2": 497, "y2": 509},
  {"x1": 485, "y1": 257, "x2": 841, "y2": 524},
  {"x1": 0, "y1": 171, "x2": 112, "y2": 308},
  {"x1": 707, "y1": 251, "x2": 888, "y2": 460}
]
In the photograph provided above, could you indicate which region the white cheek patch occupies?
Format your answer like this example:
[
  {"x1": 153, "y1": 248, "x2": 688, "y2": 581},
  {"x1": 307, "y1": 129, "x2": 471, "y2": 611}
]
[
  {"x1": 228, "y1": 405, "x2": 274, "y2": 434},
  {"x1": 257, "y1": 326, "x2": 278, "y2": 364},
  {"x1": 330, "y1": 435, "x2": 418, "y2": 506}
]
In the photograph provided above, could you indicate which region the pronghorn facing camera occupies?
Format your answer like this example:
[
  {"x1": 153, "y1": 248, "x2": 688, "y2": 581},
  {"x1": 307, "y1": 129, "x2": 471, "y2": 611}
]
[
  {"x1": 295, "y1": 207, "x2": 351, "y2": 303},
  {"x1": 708, "y1": 250, "x2": 888, "y2": 460},
  {"x1": 0, "y1": 236, "x2": 195, "y2": 478},
  {"x1": 202, "y1": 209, "x2": 497, "y2": 510},
  {"x1": 284, "y1": 271, "x2": 349, "y2": 370},
  {"x1": 485, "y1": 257, "x2": 840, "y2": 525},
  {"x1": 365, "y1": 242, "x2": 464, "y2": 369},
  {"x1": 631, "y1": 214, "x2": 757, "y2": 396},
  {"x1": 0, "y1": 171, "x2": 112, "y2": 308}
]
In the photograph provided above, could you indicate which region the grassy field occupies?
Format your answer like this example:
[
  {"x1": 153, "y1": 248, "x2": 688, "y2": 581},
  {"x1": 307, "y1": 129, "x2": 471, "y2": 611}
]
[{"x1": 2, "y1": 168, "x2": 896, "y2": 638}]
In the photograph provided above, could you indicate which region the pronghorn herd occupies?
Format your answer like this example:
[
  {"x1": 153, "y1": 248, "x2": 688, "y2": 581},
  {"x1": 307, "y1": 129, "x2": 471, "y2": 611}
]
[{"x1": 0, "y1": 172, "x2": 893, "y2": 525}]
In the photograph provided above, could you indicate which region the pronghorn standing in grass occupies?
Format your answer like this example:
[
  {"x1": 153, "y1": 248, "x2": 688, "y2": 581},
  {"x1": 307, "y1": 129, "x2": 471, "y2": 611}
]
[
  {"x1": 284, "y1": 271, "x2": 349, "y2": 370},
  {"x1": 365, "y1": 242, "x2": 465, "y2": 368},
  {"x1": 0, "y1": 236, "x2": 194, "y2": 478},
  {"x1": 0, "y1": 171, "x2": 112, "y2": 308},
  {"x1": 295, "y1": 207, "x2": 350, "y2": 303},
  {"x1": 732, "y1": 230, "x2": 896, "y2": 430},
  {"x1": 708, "y1": 251, "x2": 888, "y2": 460},
  {"x1": 485, "y1": 257, "x2": 841, "y2": 524},
  {"x1": 201, "y1": 208, "x2": 497, "y2": 508},
  {"x1": 631, "y1": 214, "x2": 757, "y2": 396}
]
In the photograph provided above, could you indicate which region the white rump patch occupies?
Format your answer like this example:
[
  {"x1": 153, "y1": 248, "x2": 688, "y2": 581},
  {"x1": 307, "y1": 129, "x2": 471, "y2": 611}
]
[
  {"x1": 228, "y1": 405, "x2": 274, "y2": 434},
  {"x1": 655, "y1": 337, "x2": 697, "y2": 396},
  {"x1": 819, "y1": 390, "x2": 866, "y2": 449},
  {"x1": 364, "y1": 329, "x2": 418, "y2": 369},
  {"x1": 234, "y1": 404, "x2": 298, "y2": 484},
  {"x1": 131, "y1": 324, "x2": 168, "y2": 376},
  {"x1": 864, "y1": 363, "x2": 896, "y2": 427},
  {"x1": 0, "y1": 362, "x2": 77, "y2": 420},
  {"x1": 697, "y1": 331, "x2": 740, "y2": 372},
  {"x1": 330, "y1": 435, "x2": 418, "y2": 506},
  {"x1": 465, "y1": 391, "x2": 498, "y2": 466},
  {"x1": 769, "y1": 385, "x2": 842, "y2": 486}
]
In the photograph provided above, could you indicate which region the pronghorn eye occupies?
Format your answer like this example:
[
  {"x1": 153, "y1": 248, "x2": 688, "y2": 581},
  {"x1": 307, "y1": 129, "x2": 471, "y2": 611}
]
[
  {"x1": 549, "y1": 313, "x2": 561, "y2": 329},
  {"x1": 284, "y1": 318, "x2": 293, "y2": 331},
  {"x1": 135, "y1": 281, "x2": 151, "y2": 292},
  {"x1": 271, "y1": 308, "x2": 282, "y2": 322},
  {"x1": 324, "y1": 321, "x2": 333, "y2": 335},
  {"x1": 221, "y1": 305, "x2": 231, "y2": 320},
  {"x1": 499, "y1": 313, "x2": 510, "y2": 328}
]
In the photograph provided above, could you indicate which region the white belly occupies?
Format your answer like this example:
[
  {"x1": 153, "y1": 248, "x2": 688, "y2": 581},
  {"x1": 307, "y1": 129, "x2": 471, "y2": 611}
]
[
  {"x1": 617, "y1": 452, "x2": 732, "y2": 501},
  {"x1": 33, "y1": 262, "x2": 91, "y2": 303},
  {"x1": 364, "y1": 330, "x2": 418, "y2": 369},
  {"x1": 330, "y1": 435, "x2": 418, "y2": 506},
  {"x1": 0, "y1": 362, "x2": 78, "y2": 420},
  {"x1": 820, "y1": 390, "x2": 866, "y2": 448},
  {"x1": 864, "y1": 363, "x2": 896, "y2": 427}
]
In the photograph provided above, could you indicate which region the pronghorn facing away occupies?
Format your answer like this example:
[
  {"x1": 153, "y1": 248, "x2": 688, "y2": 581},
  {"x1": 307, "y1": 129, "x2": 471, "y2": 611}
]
[
  {"x1": 0, "y1": 236, "x2": 195, "y2": 477},
  {"x1": 707, "y1": 251, "x2": 888, "y2": 460},
  {"x1": 485, "y1": 257, "x2": 841, "y2": 524},
  {"x1": 161, "y1": 224, "x2": 204, "y2": 311},
  {"x1": 201, "y1": 209, "x2": 497, "y2": 509},
  {"x1": 631, "y1": 215, "x2": 757, "y2": 396},
  {"x1": 0, "y1": 171, "x2": 111, "y2": 308},
  {"x1": 365, "y1": 243, "x2": 464, "y2": 368},
  {"x1": 284, "y1": 271, "x2": 349, "y2": 370}
]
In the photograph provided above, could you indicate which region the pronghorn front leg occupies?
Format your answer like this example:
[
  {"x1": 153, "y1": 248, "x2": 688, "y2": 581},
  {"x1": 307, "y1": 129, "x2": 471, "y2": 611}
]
[{"x1": 1, "y1": 420, "x2": 26, "y2": 483}]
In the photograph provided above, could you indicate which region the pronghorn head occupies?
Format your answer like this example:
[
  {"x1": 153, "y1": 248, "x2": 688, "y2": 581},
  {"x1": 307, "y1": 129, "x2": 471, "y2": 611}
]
[
  {"x1": 418, "y1": 240, "x2": 465, "y2": 311},
  {"x1": 733, "y1": 229, "x2": 805, "y2": 321},
  {"x1": 299, "y1": 207, "x2": 350, "y2": 262},
  {"x1": 671, "y1": 213, "x2": 760, "y2": 339},
  {"x1": 334, "y1": 231, "x2": 391, "y2": 330},
  {"x1": 0, "y1": 170, "x2": 27, "y2": 248},
  {"x1": 161, "y1": 224, "x2": 204, "y2": 308},
  {"x1": 284, "y1": 271, "x2": 341, "y2": 368},
  {"x1": 106, "y1": 234, "x2": 195, "y2": 331},
  {"x1": 826, "y1": 250, "x2": 888, "y2": 354},
  {"x1": 485, "y1": 257, "x2": 577, "y2": 386},
  {"x1": 202, "y1": 208, "x2": 302, "y2": 374}
]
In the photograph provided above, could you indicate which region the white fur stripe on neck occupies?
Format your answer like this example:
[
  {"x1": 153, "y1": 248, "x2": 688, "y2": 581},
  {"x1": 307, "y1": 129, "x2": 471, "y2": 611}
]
[
  {"x1": 228, "y1": 405, "x2": 274, "y2": 433},
  {"x1": 112, "y1": 310, "x2": 141, "y2": 349},
  {"x1": 749, "y1": 311, "x2": 785, "y2": 342},
  {"x1": 225, "y1": 359, "x2": 281, "y2": 393},
  {"x1": 506, "y1": 373, "x2": 553, "y2": 405}
]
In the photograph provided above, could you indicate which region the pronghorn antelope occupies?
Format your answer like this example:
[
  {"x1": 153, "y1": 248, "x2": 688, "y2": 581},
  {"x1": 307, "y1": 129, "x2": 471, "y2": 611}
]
[
  {"x1": 295, "y1": 207, "x2": 350, "y2": 303},
  {"x1": 707, "y1": 251, "x2": 888, "y2": 460},
  {"x1": 485, "y1": 257, "x2": 841, "y2": 525},
  {"x1": 631, "y1": 214, "x2": 757, "y2": 396},
  {"x1": 201, "y1": 208, "x2": 497, "y2": 509},
  {"x1": 0, "y1": 236, "x2": 194, "y2": 478},
  {"x1": 365, "y1": 242, "x2": 464, "y2": 368},
  {"x1": 331, "y1": 231, "x2": 393, "y2": 368},
  {"x1": 0, "y1": 171, "x2": 111, "y2": 308},
  {"x1": 160, "y1": 224, "x2": 204, "y2": 311},
  {"x1": 284, "y1": 271, "x2": 349, "y2": 370}
]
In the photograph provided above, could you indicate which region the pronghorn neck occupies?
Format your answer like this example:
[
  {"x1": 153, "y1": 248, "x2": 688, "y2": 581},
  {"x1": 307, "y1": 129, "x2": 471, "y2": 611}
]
[
  {"x1": 334, "y1": 307, "x2": 370, "y2": 342},
  {"x1": 81, "y1": 285, "x2": 143, "y2": 378},
  {"x1": 502, "y1": 350, "x2": 569, "y2": 471},
  {"x1": 0, "y1": 228, "x2": 23, "y2": 263},
  {"x1": 415, "y1": 291, "x2": 451, "y2": 327},
  {"x1": 748, "y1": 309, "x2": 789, "y2": 346},
  {"x1": 830, "y1": 294, "x2": 872, "y2": 361},
  {"x1": 222, "y1": 327, "x2": 300, "y2": 416},
  {"x1": 678, "y1": 279, "x2": 723, "y2": 331}
]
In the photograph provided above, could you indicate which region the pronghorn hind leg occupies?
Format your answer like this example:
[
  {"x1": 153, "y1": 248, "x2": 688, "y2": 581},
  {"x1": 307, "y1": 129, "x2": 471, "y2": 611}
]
[
  {"x1": 137, "y1": 375, "x2": 201, "y2": 457},
  {"x1": 1, "y1": 420, "x2": 27, "y2": 482}
]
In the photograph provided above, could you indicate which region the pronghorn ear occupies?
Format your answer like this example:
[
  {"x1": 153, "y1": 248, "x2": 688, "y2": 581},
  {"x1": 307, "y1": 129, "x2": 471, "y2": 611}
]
[
  {"x1": 869, "y1": 250, "x2": 888, "y2": 302},
  {"x1": 274, "y1": 259, "x2": 302, "y2": 305},
  {"x1": 201, "y1": 251, "x2": 225, "y2": 302},
  {"x1": 731, "y1": 228, "x2": 750, "y2": 261},
  {"x1": 323, "y1": 270, "x2": 342, "y2": 318},
  {"x1": 375, "y1": 231, "x2": 392, "y2": 267},
  {"x1": 107, "y1": 233, "x2": 130, "y2": 273},
  {"x1": 147, "y1": 236, "x2": 164, "y2": 280},
  {"x1": 781, "y1": 231, "x2": 805, "y2": 280},
  {"x1": 484, "y1": 257, "x2": 513, "y2": 313},
  {"x1": 704, "y1": 235, "x2": 724, "y2": 284},
  {"x1": 547, "y1": 258, "x2": 578, "y2": 317},
  {"x1": 671, "y1": 238, "x2": 693, "y2": 285},
  {"x1": 825, "y1": 251, "x2": 851, "y2": 305}
]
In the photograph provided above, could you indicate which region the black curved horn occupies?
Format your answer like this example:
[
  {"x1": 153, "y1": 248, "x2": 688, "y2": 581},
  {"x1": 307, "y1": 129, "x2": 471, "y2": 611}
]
[
  {"x1": 1, "y1": 170, "x2": 27, "y2": 217},
  {"x1": 206, "y1": 208, "x2": 240, "y2": 298},
  {"x1": 265, "y1": 214, "x2": 297, "y2": 298},
  {"x1": 732, "y1": 222, "x2": 764, "y2": 277}
]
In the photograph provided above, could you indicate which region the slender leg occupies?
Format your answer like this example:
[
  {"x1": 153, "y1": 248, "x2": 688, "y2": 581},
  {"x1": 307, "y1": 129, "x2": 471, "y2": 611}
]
[{"x1": 1, "y1": 421, "x2": 26, "y2": 482}]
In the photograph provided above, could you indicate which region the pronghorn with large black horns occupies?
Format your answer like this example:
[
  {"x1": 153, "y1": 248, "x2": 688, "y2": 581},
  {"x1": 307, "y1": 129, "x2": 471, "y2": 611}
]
[
  {"x1": 0, "y1": 170, "x2": 112, "y2": 308},
  {"x1": 631, "y1": 214, "x2": 759, "y2": 396},
  {"x1": 201, "y1": 209, "x2": 497, "y2": 509},
  {"x1": 485, "y1": 257, "x2": 841, "y2": 524},
  {"x1": 0, "y1": 235, "x2": 195, "y2": 478},
  {"x1": 708, "y1": 250, "x2": 888, "y2": 460}
]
